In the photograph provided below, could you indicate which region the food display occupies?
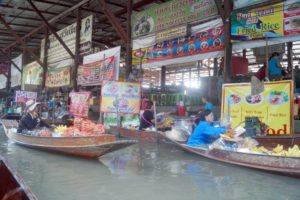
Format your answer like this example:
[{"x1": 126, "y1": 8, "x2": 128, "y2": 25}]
[
  {"x1": 267, "y1": 91, "x2": 289, "y2": 105},
  {"x1": 251, "y1": 144, "x2": 300, "y2": 157},
  {"x1": 245, "y1": 94, "x2": 262, "y2": 105},
  {"x1": 228, "y1": 94, "x2": 241, "y2": 104}
]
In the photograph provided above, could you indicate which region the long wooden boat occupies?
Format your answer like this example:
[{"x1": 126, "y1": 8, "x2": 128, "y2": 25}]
[
  {"x1": 1, "y1": 120, "x2": 137, "y2": 159},
  {"x1": 109, "y1": 126, "x2": 165, "y2": 142},
  {"x1": 0, "y1": 157, "x2": 37, "y2": 200},
  {"x1": 160, "y1": 132, "x2": 300, "y2": 176}
]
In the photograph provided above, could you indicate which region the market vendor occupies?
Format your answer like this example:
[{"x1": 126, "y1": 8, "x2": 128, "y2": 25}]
[
  {"x1": 268, "y1": 52, "x2": 284, "y2": 81},
  {"x1": 201, "y1": 97, "x2": 215, "y2": 116},
  {"x1": 187, "y1": 110, "x2": 230, "y2": 147},
  {"x1": 139, "y1": 101, "x2": 154, "y2": 130}
]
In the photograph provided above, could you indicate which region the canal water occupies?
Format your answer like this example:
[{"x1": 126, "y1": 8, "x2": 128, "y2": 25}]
[{"x1": 0, "y1": 127, "x2": 300, "y2": 200}]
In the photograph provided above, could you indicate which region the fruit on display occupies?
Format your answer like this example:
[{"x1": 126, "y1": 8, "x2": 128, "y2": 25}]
[
  {"x1": 161, "y1": 116, "x2": 173, "y2": 127},
  {"x1": 54, "y1": 125, "x2": 68, "y2": 134},
  {"x1": 38, "y1": 129, "x2": 51, "y2": 137},
  {"x1": 271, "y1": 144, "x2": 300, "y2": 157}
]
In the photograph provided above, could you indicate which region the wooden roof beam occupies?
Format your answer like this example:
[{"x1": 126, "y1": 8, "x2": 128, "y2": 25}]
[
  {"x1": 3, "y1": 0, "x2": 91, "y2": 51},
  {"x1": 0, "y1": 15, "x2": 44, "y2": 67},
  {"x1": 28, "y1": 0, "x2": 75, "y2": 59},
  {"x1": 0, "y1": 49, "x2": 21, "y2": 72},
  {"x1": 97, "y1": 0, "x2": 127, "y2": 43}
]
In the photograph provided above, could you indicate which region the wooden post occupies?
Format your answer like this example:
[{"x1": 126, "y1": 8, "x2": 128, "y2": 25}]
[
  {"x1": 223, "y1": 0, "x2": 233, "y2": 83},
  {"x1": 161, "y1": 66, "x2": 166, "y2": 91},
  {"x1": 6, "y1": 49, "x2": 11, "y2": 92},
  {"x1": 126, "y1": 0, "x2": 133, "y2": 78},
  {"x1": 243, "y1": 49, "x2": 246, "y2": 59},
  {"x1": 74, "y1": 8, "x2": 81, "y2": 91},
  {"x1": 42, "y1": 28, "x2": 49, "y2": 89},
  {"x1": 287, "y1": 42, "x2": 293, "y2": 74},
  {"x1": 213, "y1": 58, "x2": 218, "y2": 76}
]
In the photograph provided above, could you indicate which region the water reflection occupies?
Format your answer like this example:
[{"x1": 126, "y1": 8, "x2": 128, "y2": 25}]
[{"x1": 1, "y1": 126, "x2": 300, "y2": 200}]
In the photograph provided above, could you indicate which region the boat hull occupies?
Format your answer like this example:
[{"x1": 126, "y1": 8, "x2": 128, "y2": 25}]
[
  {"x1": 1, "y1": 120, "x2": 137, "y2": 159},
  {"x1": 160, "y1": 133, "x2": 300, "y2": 176},
  {"x1": 0, "y1": 158, "x2": 37, "y2": 200}
]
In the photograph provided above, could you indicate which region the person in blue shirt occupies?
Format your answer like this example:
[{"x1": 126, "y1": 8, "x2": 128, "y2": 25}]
[
  {"x1": 187, "y1": 109, "x2": 227, "y2": 147},
  {"x1": 268, "y1": 52, "x2": 283, "y2": 81},
  {"x1": 201, "y1": 97, "x2": 215, "y2": 116}
]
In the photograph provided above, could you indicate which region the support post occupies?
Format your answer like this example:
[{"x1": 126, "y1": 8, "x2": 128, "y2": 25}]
[
  {"x1": 161, "y1": 66, "x2": 166, "y2": 91},
  {"x1": 126, "y1": 0, "x2": 133, "y2": 78},
  {"x1": 213, "y1": 58, "x2": 218, "y2": 76},
  {"x1": 287, "y1": 42, "x2": 293, "y2": 73},
  {"x1": 42, "y1": 28, "x2": 49, "y2": 89},
  {"x1": 6, "y1": 49, "x2": 11, "y2": 91},
  {"x1": 74, "y1": 8, "x2": 81, "y2": 91},
  {"x1": 223, "y1": 0, "x2": 233, "y2": 83},
  {"x1": 28, "y1": 0, "x2": 75, "y2": 59},
  {"x1": 243, "y1": 49, "x2": 246, "y2": 58}
]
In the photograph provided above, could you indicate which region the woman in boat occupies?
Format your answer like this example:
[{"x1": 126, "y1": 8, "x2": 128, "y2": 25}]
[
  {"x1": 187, "y1": 109, "x2": 229, "y2": 147},
  {"x1": 17, "y1": 100, "x2": 41, "y2": 133},
  {"x1": 139, "y1": 101, "x2": 154, "y2": 130}
]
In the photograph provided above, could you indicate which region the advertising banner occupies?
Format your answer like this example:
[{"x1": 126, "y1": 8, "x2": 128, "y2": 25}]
[
  {"x1": 11, "y1": 54, "x2": 22, "y2": 87},
  {"x1": 231, "y1": 3, "x2": 284, "y2": 41},
  {"x1": 233, "y1": 0, "x2": 269, "y2": 9},
  {"x1": 78, "y1": 56, "x2": 115, "y2": 86},
  {"x1": 232, "y1": 1, "x2": 300, "y2": 41},
  {"x1": 221, "y1": 81, "x2": 293, "y2": 135},
  {"x1": 69, "y1": 92, "x2": 91, "y2": 117},
  {"x1": 15, "y1": 90, "x2": 37, "y2": 103},
  {"x1": 40, "y1": 15, "x2": 93, "y2": 65},
  {"x1": 132, "y1": 25, "x2": 224, "y2": 65},
  {"x1": 46, "y1": 66, "x2": 71, "y2": 88},
  {"x1": 22, "y1": 61, "x2": 43, "y2": 86},
  {"x1": 101, "y1": 81, "x2": 141, "y2": 114},
  {"x1": 131, "y1": 0, "x2": 218, "y2": 38},
  {"x1": 156, "y1": 25, "x2": 187, "y2": 43}
]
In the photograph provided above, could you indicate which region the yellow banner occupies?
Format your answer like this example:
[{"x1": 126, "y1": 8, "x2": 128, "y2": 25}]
[
  {"x1": 46, "y1": 67, "x2": 71, "y2": 88},
  {"x1": 101, "y1": 81, "x2": 141, "y2": 114},
  {"x1": 221, "y1": 81, "x2": 293, "y2": 135}
]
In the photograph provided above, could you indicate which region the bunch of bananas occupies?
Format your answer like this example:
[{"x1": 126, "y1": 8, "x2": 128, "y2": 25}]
[
  {"x1": 220, "y1": 132, "x2": 235, "y2": 139},
  {"x1": 251, "y1": 146, "x2": 270, "y2": 153},
  {"x1": 272, "y1": 144, "x2": 300, "y2": 157},
  {"x1": 162, "y1": 116, "x2": 173, "y2": 127},
  {"x1": 54, "y1": 125, "x2": 68, "y2": 134}
]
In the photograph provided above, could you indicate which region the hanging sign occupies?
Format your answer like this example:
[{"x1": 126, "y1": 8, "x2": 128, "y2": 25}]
[
  {"x1": 69, "y1": 92, "x2": 91, "y2": 117},
  {"x1": 131, "y1": 0, "x2": 218, "y2": 38},
  {"x1": 22, "y1": 61, "x2": 43, "y2": 86},
  {"x1": 40, "y1": 15, "x2": 93, "y2": 64},
  {"x1": 156, "y1": 25, "x2": 187, "y2": 43},
  {"x1": 132, "y1": 25, "x2": 224, "y2": 65},
  {"x1": 101, "y1": 81, "x2": 141, "y2": 114},
  {"x1": 221, "y1": 81, "x2": 293, "y2": 135},
  {"x1": 231, "y1": 3, "x2": 284, "y2": 41},
  {"x1": 78, "y1": 56, "x2": 115, "y2": 86},
  {"x1": 15, "y1": 90, "x2": 37, "y2": 103},
  {"x1": 46, "y1": 66, "x2": 71, "y2": 88}
]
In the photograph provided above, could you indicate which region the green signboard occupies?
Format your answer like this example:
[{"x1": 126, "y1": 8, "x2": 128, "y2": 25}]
[{"x1": 131, "y1": 0, "x2": 218, "y2": 38}]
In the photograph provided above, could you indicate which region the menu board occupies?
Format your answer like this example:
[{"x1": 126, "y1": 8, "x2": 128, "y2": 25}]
[
  {"x1": 69, "y1": 92, "x2": 91, "y2": 117},
  {"x1": 222, "y1": 81, "x2": 293, "y2": 135},
  {"x1": 101, "y1": 81, "x2": 141, "y2": 114},
  {"x1": 15, "y1": 90, "x2": 37, "y2": 103}
]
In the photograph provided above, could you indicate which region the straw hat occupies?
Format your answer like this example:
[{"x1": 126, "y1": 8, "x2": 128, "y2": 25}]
[
  {"x1": 26, "y1": 100, "x2": 40, "y2": 112},
  {"x1": 166, "y1": 128, "x2": 189, "y2": 142}
]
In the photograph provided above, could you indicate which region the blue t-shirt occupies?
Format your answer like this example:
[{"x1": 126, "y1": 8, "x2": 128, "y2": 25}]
[
  {"x1": 268, "y1": 58, "x2": 281, "y2": 75},
  {"x1": 187, "y1": 121, "x2": 226, "y2": 146}
]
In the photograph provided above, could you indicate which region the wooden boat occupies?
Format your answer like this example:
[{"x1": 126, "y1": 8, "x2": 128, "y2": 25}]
[
  {"x1": 0, "y1": 157, "x2": 37, "y2": 200},
  {"x1": 109, "y1": 126, "x2": 165, "y2": 142},
  {"x1": 159, "y1": 132, "x2": 300, "y2": 176},
  {"x1": 1, "y1": 120, "x2": 137, "y2": 159}
]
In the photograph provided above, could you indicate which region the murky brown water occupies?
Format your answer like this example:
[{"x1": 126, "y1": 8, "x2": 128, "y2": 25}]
[{"x1": 0, "y1": 126, "x2": 300, "y2": 200}]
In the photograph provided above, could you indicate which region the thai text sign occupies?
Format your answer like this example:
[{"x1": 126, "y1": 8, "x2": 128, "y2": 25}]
[
  {"x1": 232, "y1": 1, "x2": 300, "y2": 40},
  {"x1": 22, "y1": 61, "x2": 43, "y2": 86},
  {"x1": 156, "y1": 25, "x2": 187, "y2": 43},
  {"x1": 40, "y1": 15, "x2": 93, "y2": 64},
  {"x1": 78, "y1": 56, "x2": 115, "y2": 86},
  {"x1": 221, "y1": 81, "x2": 293, "y2": 135},
  {"x1": 231, "y1": 3, "x2": 284, "y2": 40},
  {"x1": 15, "y1": 90, "x2": 37, "y2": 103},
  {"x1": 46, "y1": 66, "x2": 71, "y2": 88},
  {"x1": 132, "y1": 25, "x2": 224, "y2": 65},
  {"x1": 69, "y1": 92, "x2": 91, "y2": 117},
  {"x1": 131, "y1": 0, "x2": 217, "y2": 38},
  {"x1": 101, "y1": 81, "x2": 141, "y2": 114}
]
